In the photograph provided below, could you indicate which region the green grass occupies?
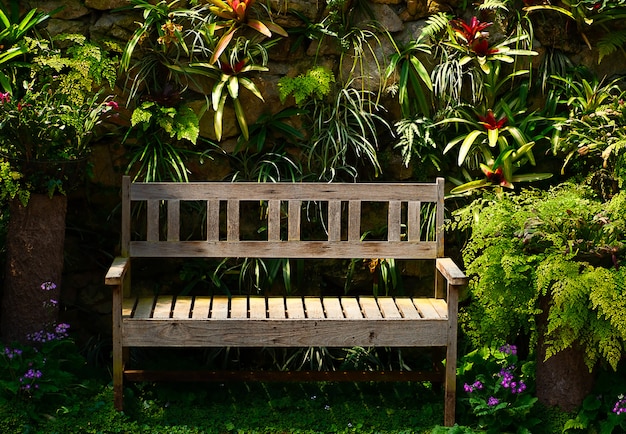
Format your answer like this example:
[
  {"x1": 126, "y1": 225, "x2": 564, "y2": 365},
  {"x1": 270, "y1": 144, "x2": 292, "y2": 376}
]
[{"x1": 1, "y1": 380, "x2": 446, "y2": 433}]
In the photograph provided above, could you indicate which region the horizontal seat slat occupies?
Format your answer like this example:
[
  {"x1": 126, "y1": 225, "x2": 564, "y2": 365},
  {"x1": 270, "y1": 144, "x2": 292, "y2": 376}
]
[{"x1": 122, "y1": 318, "x2": 448, "y2": 347}]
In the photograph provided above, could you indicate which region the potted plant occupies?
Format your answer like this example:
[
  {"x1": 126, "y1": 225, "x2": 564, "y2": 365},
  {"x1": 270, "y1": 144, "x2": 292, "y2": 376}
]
[{"x1": 0, "y1": 34, "x2": 118, "y2": 343}]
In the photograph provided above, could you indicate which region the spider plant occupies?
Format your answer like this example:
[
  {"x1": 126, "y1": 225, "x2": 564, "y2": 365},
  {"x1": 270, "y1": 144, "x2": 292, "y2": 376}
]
[{"x1": 305, "y1": 85, "x2": 390, "y2": 181}]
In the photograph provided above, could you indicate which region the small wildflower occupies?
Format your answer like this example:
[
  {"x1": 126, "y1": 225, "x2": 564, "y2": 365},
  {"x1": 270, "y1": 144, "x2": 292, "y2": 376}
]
[
  {"x1": 613, "y1": 395, "x2": 626, "y2": 415},
  {"x1": 0, "y1": 92, "x2": 10, "y2": 103},
  {"x1": 324, "y1": 405, "x2": 331, "y2": 410},
  {"x1": 499, "y1": 344, "x2": 517, "y2": 356},
  {"x1": 487, "y1": 396, "x2": 500, "y2": 406},
  {"x1": 40, "y1": 282, "x2": 57, "y2": 291}
]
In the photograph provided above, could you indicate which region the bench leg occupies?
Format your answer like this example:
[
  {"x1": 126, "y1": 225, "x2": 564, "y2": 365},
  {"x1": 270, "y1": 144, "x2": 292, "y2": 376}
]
[
  {"x1": 112, "y1": 283, "x2": 124, "y2": 411},
  {"x1": 444, "y1": 343, "x2": 457, "y2": 426}
]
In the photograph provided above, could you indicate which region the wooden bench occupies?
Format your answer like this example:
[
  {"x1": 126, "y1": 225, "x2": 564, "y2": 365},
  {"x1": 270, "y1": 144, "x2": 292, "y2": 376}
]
[{"x1": 105, "y1": 176, "x2": 467, "y2": 425}]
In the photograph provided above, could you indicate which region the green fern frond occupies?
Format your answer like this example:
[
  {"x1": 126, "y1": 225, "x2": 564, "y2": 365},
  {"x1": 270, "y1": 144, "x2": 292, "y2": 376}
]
[
  {"x1": 420, "y1": 12, "x2": 451, "y2": 40},
  {"x1": 597, "y1": 29, "x2": 626, "y2": 63},
  {"x1": 479, "y1": 0, "x2": 509, "y2": 11}
]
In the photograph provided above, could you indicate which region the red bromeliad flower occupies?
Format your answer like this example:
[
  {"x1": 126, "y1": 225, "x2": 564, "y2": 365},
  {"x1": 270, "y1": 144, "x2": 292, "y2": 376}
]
[
  {"x1": 228, "y1": 0, "x2": 254, "y2": 22},
  {"x1": 220, "y1": 59, "x2": 246, "y2": 75},
  {"x1": 451, "y1": 16, "x2": 492, "y2": 46},
  {"x1": 478, "y1": 110, "x2": 507, "y2": 130},
  {"x1": 471, "y1": 39, "x2": 499, "y2": 57},
  {"x1": 481, "y1": 165, "x2": 513, "y2": 189}
]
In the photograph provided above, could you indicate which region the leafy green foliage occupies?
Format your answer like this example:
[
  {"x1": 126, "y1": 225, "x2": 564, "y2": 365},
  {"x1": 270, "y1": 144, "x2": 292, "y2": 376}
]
[
  {"x1": 278, "y1": 66, "x2": 335, "y2": 107},
  {"x1": 455, "y1": 184, "x2": 626, "y2": 370},
  {"x1": 457, "y1": 345, "x2": 539, "y2": 433}
]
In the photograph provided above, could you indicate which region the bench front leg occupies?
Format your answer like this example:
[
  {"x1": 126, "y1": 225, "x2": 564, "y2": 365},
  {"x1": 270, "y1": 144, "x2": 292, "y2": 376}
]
[
  {"x1": 436, "y1": 257, "x2": 467, "y2": 427},
  {"x1": 105, "y1": 257, "x2": 131, "y2": 411}
]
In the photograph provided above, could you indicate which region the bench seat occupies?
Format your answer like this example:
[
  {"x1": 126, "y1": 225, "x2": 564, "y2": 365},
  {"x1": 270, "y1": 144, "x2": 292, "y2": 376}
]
[{"x1": 121, "y1": 295, "x2": 450, "y2": 348}]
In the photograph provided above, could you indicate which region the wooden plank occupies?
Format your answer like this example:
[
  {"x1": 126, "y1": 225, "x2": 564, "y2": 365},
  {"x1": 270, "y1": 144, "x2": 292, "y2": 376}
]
[
  {"x1": 153, "y1": 296, "x2": 173, "y2": 319},
  {"x1": 230, "y1": 296, "x2": 248, "y2": 319},
  {"x1": 436, "y1": 258, "x2": 468, "y2": 286},
  {"x1": 121, "y1": 176, "x2": 131, "y2": 256},
  {"x1": 133, "y1": 297, "x2": 155, "y2": 319},
  {"x1": 285, "y1": 297, "x2": 305, "y2": 319},
  {"x1": 431, "y1": 298, "x2": 448, "y2": 319},
  {"x1": 227, "y1": 200, "x2": 239, "y2": 242},
  {"x1": 122, "y1": 298, "x2": 136, "y2": 318},
  {"x1": 172, "y1": 296, "x2": 192, "y2": 319},
  {"x1": 192, "y1": 297, "x2": 212, "y2": 319},
  {"x1": 147, "y1": 200, "x2": 160, "y2": 242},
  {"x1": 268, "y1": 200, "x2": 281, "y2": 241},
  {"x1": 303, "y1": 297, "x2": 325, "y2": 319},
  {"x1": 249, "y1": 297, "x2": 267, "y2": 319},
  {"x1": 388, "y1": 201, "x2": 402, "y2": 242},
  {"x1": 288, "y1": 200, "x2": 301, "y2": 241},
  {"x1": 167, "y1": 199, "x2": 180, "y2": 241},
  {"x1": 408, "y1": 201, "x2": 421, "y2": 242},
  {"x1": 328, "y1": 200, "x2": 342, "y2": 242},
  {"x1": 122, "y1": 319, "x2": 449, "y2": 347},
  {"x1": 207, "y1": 200, "x2": 220, "y2": 241},
  {"x1": 130, "y1": 240, "x2": 439, "y2": 260},
  {"x1": 377, "y1": 297, "x2": 403, "y2": 319},
  {"x1": 436, "y1": 177, "x2": 445, "y2": 256},
  {"x1": 341, "y1": 298, "x2": 363, "y2": 319},
  {"x1": 130, "y1": 182, "x2": 441, "y2": 202},
  {"x1": 395, "y1": 298, "x2": 421, "y2": 319},
  {"x1": 210, "y1": 296, "x2": 229, "y2": 319},
  {"x1": 414, "y1": 298, "x2": 441, "y2": 319},
  {"x1": 359, "y1": 297, "x2": 383, "y2": 319},
  {"x1": 322, "y1": 298, "x2": 344, "y2": 319},
  {"x1": 267, "y1": 297, "x2": 286, "y2": 319},
  {"x1": 348, "y1": 201, "x2": 361, "y2": 241}
]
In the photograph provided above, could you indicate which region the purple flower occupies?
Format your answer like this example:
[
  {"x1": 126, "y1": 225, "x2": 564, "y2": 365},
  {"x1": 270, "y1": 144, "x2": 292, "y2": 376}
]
[
  {"x1": 613, "y1": 396, "x2": 626, "y2": 415},
  {"x1": 487, "y1": 396, "x2": 499, "y2": 406},
  {"x1": 40, "y1": 282, "x2": 57, "y2": 291},
  {"x1": 0, "y1": 92, "x2": 10, "y2": 103},
  {"x1": 464, "y1": 383, "x2": 474, "y2": 393},
  {"x1": 499, "y1": 344, "x2": 517, "y2": 355}
]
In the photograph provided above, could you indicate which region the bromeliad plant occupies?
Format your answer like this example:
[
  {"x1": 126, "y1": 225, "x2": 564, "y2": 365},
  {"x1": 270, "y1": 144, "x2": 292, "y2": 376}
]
[{"x1": 427, "y1": 14, "x2": 551, "y2": 193}]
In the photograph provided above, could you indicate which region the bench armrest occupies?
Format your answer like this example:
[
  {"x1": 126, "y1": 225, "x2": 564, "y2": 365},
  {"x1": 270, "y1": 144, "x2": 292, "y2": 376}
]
[
  {"x1": 436, "y1": 257, "x2": 467, "y2": 286},
  {"x1": 105, "y1": 257, "x2": 130, "y2": 286}
]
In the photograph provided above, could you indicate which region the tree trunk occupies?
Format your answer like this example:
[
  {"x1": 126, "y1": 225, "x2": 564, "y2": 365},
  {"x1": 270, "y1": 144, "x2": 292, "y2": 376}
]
[
  {"x1": 1, "y1": 194, "x2": 66, "y2": 344},
  {"x1": 535, "y1": 294, "x2": 595, "y2": 412}
]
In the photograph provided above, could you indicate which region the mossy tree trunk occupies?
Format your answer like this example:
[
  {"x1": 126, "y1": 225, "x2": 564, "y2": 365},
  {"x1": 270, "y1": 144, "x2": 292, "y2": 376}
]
[
  {"x1": 535, "y1": 294, "x2": 595, "y2": 412},
  {"x1": 1, "y1": 194, "x2": 65, "y2": 344}
]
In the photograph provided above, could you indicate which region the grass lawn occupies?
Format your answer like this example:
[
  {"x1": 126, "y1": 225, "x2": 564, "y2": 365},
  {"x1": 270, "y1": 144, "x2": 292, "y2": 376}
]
[{"x1": 0, "y1": 374, "x2": 578, "y2": 434}]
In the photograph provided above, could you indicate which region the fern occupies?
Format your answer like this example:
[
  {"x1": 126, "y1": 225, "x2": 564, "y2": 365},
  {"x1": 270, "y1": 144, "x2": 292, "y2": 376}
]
[
  {"x1": 420, "y1": 12, "x2": 451, "y2": 40},
  {"x1": 597, "y1": 29, "x2": 626, "y2": 63},
  {"x1": 458, "y1": 185, "x2": 626, "y2": 369},
  {"x1": 478, "y1": 0, "x2": 509, "y2": 11}
]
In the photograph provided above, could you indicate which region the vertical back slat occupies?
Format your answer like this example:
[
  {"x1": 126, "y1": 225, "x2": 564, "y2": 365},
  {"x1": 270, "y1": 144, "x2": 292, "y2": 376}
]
[
  {"x1": 348, "y1": 201, "x2": 361, "y2": 241},
  {"x1": 328, "y1": 200, "x2": 342, "y2": 241},
  {"x1": 388, "y1": 201, "x2": 402, "y2": 242},
  {"x1": 288, "y1": 200, "x2": 301, "y2": 241},
  {"x1": 268, "y1": 200, "x2": 281, "y2": 241},
  {"x1": 408, "y1": 201, "x2": 421, "y2": 242},
  {"x1": 121, "y1": 177, "x2": 131, "y2": 256},
  {"x1": 436, "y1": 177, "x2": 445, "y2": 256},
  {"x1": 167, "y1": 200, "x2": 180, "y2": 241},
  {"x1": 207, "y1": 199, "x2": 220, "y2": 241},
  {"x1": 147, "y1": 200, "x2": 160, "y2": 242},
  {"x1": 227, "y1": 200, "x2": 239, "y2": 242}
]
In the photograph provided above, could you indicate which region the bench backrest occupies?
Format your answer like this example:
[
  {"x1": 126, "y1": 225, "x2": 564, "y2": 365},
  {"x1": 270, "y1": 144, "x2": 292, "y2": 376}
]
[{"x1": 121, "y1": 176, "x2": 445, "y2": 260}]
